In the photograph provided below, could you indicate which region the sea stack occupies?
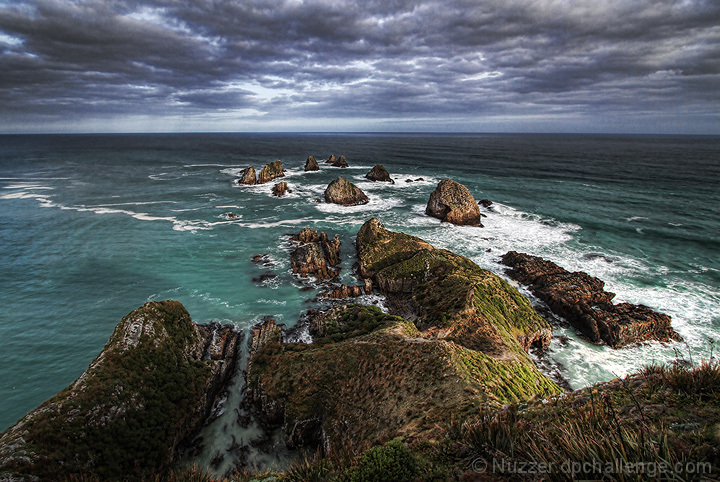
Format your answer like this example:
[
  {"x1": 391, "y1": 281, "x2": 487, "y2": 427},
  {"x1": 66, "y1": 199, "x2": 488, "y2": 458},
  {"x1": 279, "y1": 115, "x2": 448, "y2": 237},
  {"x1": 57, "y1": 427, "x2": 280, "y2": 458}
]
[
  {"x1": 426, "y1": 179, "x2": 483, "y2": 226},
  {"x1": 325, "y1": 154, "x2": 337, "y2": 164},
  {"x1": 365, "y1": 164, "x2": 394, "y2": 183},
  {"x1": 257, "y1": 160, "x2": 284, "y2": 184},
  {"x1": 304, "y1": 156, "x2": 319, "y2": 171},
  {"x1": 331, "y1": 155, "x2": 349, "y2": 168},
  {"x1": 237, "y1": 165, "x2": 257, "y2": 185},
  {"x1": 324, "y1": 177, "x2": 369, "y2": 206},
  {"x1": 272, "y1": 181, "x2": 291, "y2": 197}
]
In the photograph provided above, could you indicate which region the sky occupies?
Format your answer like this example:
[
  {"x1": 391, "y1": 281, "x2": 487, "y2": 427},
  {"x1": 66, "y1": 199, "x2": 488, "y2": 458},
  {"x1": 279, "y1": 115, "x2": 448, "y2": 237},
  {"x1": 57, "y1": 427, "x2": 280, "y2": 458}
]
[{"x1": 0, "y1": 0, "x2": 718, "y2": 134}]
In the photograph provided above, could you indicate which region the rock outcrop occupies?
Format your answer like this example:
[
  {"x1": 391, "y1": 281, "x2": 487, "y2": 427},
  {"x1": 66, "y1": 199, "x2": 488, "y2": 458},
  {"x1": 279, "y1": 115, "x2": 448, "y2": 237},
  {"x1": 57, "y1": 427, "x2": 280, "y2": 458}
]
[
  {"x1": 237, "y1": 165, "x2": 256, "y2": 185},
  {"x1": 321, "y1": 281, "x2": 372, "y2": 299},
  {"x1": 324, "y1": 177, "x2": 369, "y2": 206},
  {"x1": 501, "y1": 251, "x2": 682, "y2": 347},
  {"x1": 478, "y1": 199, "x2": 493, "y2": 208},
  {"x1": 426, "y1": 179, "x2": 483, "y2": 226},
  {"x1": 356, "y1": 218, "x2": 552, "y2": 355},
  {"x1": 272, "y1": 181, "x2": 291, "y2": 197},
  {"x1": 289, "y1": 228, "x2": 341, "y2": 280},
  {"x1": 257, "y1": 160, "x2": 284, "y2": 184},
  {"x1": 365, "y1": 164, "x2": 394, "y2": 183},
  {"x1": 0, "y1": 301, "x2": 241, "y2": 481},
  {"x1": 331, "y1": 155, "x2": 348, "y2": 168},
  {"x1": 304, "y1": 155, "x2": 319, "y2": 171},
  {"x1": 325, "y1": 155, "x2": 336, "y2": 164}
]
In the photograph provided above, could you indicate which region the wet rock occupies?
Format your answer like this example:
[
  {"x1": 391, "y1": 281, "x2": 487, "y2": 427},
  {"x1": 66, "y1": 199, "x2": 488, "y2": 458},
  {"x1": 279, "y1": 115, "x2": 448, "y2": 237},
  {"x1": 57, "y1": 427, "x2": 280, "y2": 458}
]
[
  {"x1": 257, "y1": 160, "x2": 284, "y2": 184},
  {"x1": 290, "y1": 228, "x2": 340, "y2": 280},
  {"x1": 271, "y1": 181, "x2": 291, "y2": 197},
  {"x1": 331, "y1": 155, "x2": 348, "y2": 168},
  {"x1": 426, "y1": 179, "x2": 483, "y2": 226},
  {"x1": 304, "y1": 155, "x2": 319, "y2": 171},
  {"x1": 322, "y1": 284, "x2": 365, "y2": 299},
  {"x1": 325, "y1": 154, "x2": 337, "y2": 164},
  {"x1": 365, "y1": 164, "x2": 394, "y2": 183},
  {"x1": 478, "y1": 199, "x2": 493, "y2": 208},
  {"x1": 324, "y1": 177, "x2": 369, "y2": 206},
  {"x1": 236, "y1": 165, "x2": 256, "y2": 185},
  {"x1": 501, "y1": 251, "x2": 682, "y2": 348}
]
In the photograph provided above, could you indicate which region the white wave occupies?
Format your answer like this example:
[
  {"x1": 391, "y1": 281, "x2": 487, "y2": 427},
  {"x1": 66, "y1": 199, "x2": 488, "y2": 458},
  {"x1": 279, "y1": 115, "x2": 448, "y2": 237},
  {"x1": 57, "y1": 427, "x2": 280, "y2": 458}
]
[
  {"x1": 314, "y1": 196, "x2": 404, "y2": 214},
  {"x1": 3, "y1": 183, "x2": 53, "y2": 190},
  {"x1": 183, "y1": 163, "x2": 231, "y2": 168},
  {"x1": 92, "y1": 201, "x2": 178, "y2": 207},
  {"x1": 627, "y1": 216, "x2": 648, "y2": 222},
  {"x1": 242, "y1": 218, "x2": 314, "y2": 229}
]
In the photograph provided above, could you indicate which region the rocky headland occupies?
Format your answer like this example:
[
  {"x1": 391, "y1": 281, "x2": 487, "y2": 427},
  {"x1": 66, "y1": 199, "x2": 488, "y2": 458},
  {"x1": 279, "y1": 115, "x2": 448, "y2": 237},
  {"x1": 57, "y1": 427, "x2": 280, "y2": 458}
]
[
  {"x1": 0, "y1": 301, "x2": 241, "y2": 481},
  {"x1": 426, "y1": 179, "x2": 484, "y2": 226},
  {"x1": 324, "y1": 177, "x2": 369, "y2": 205},
  {"x1": 501, "y1": 251, "x2": 681, "y2": 347}
]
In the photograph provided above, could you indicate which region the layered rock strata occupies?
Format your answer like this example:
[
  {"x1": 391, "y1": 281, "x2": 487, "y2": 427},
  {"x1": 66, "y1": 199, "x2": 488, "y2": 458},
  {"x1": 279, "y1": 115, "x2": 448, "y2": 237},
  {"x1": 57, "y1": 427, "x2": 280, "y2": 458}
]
[
  {"x1": 501, "y1": 251, "x2": 681, "y2": 347},
  {"x1": 290, "y1": 228, "x2": 341, "y2": 280}
]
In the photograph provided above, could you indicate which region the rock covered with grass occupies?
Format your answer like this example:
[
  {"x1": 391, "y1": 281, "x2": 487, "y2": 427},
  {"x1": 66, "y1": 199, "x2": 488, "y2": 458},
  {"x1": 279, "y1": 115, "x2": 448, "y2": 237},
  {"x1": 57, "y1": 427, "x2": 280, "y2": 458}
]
[
  {"x1": 365, "y1": 164, "x2": 394, "y2": 183},
  {"x1": 324, "y1": 177, "x2": 369, "y2": 206},
  {"x1": 0, "y1": 301, "x2": 241, "y2": 481},
  {"x1": 426, "y1": 178, "x2": 483, "y2": 226},
  {"x1": 257, "y1": 160, "x2": 284, "y2": 184}
]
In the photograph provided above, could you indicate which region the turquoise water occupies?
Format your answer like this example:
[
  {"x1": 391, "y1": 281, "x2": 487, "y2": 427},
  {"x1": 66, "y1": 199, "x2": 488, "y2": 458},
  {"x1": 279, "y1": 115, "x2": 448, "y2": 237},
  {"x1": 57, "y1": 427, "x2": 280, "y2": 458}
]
[{"x1": 1, "y1": 133, "x2": 719, "y2": 442}]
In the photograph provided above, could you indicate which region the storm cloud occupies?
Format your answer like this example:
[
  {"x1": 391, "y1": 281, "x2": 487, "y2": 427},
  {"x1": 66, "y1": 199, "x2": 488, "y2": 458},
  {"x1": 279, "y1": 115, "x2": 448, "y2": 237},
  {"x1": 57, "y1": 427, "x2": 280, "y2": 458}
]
[{"x1": 0, "y1": 0, "x2": 718, "y2": 133}]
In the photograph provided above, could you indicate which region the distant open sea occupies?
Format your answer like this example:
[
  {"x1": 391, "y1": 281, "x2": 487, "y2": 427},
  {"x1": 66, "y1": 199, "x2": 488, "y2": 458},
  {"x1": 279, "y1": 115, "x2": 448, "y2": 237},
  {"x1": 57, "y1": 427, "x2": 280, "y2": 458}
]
[{"x1": 2, "y1": 133, "x2": 719, "y2": 437}]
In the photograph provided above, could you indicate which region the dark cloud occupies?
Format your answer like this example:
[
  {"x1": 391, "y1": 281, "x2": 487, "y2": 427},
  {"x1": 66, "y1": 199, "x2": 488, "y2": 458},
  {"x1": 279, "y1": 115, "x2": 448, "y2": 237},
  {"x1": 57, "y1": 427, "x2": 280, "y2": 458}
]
[{"x1": 0, "y1": 0, "x2": 718, "y2": 133}]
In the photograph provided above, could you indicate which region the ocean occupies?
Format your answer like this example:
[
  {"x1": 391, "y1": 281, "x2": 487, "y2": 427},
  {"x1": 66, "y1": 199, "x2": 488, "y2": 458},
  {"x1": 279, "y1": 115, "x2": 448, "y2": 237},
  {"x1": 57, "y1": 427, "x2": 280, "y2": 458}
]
[{"x1": 1, "y1": 133, "x2": 719, "y2": 467}]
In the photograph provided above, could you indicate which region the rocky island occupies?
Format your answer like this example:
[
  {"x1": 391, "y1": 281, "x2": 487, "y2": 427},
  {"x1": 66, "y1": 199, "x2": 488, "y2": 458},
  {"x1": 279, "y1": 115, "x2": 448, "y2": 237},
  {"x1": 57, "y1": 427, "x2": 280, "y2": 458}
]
[
  {"x1": 324, "y1": 177, "x2": 369, "y2": 206},
  {"x1": 426, "y1": 179, "x2": 484, "y2": 226}
]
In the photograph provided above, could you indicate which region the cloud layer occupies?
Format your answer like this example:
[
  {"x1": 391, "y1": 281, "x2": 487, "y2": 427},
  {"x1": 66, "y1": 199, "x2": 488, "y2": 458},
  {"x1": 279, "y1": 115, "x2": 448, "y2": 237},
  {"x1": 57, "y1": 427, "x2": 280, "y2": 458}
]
[{"x1": 1, "y1": 0, "x2": 718, "y2": 133}]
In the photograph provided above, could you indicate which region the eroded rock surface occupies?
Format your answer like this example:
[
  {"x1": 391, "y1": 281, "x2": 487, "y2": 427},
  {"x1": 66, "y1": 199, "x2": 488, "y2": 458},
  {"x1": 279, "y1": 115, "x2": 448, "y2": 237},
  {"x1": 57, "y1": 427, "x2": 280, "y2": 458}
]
[
  {"x1": 324, "y1": 177, "x2": 369, "y2": 206},
  {"x1": 426, "y1": 179, "x2": 483, "y2": 226},
  {"x1": 237, "y1": 166, "x2": 256, "y2": 185},
  {"x1": 304, "y1": 156, "x2": 319, "y2": 171},
  {"x1": 501, "y1": 251, "x2": 681, "y2": 347},
  {"x1": 365, "y1": 164, "x2": 394, "y2": 183},
  {"x1": 290, "y1": 228, "x2": 340, "y2": 280},
  {"x1": 257, "y1": 160, "x2": 284, "y2": 184}
]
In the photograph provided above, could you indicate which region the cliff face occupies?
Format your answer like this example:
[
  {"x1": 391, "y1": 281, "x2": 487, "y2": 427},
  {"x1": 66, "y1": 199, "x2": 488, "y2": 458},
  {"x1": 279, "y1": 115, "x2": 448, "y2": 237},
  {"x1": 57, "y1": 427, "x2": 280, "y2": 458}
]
[{"x1": 0, "y1": 301, "x2": 241, "y2": 481}]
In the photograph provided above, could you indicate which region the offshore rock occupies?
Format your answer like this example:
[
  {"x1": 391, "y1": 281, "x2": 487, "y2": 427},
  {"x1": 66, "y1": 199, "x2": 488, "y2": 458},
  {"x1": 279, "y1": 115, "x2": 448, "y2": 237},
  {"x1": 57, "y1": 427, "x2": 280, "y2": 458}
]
[
  {"x1": 356, "y1": 218, "x2": 552, "y2": 357},
  {"x1": 478, "y1": 198, "x2": 493, "y2": 208},
  {"x1": 0, "y1": 301, "x2": 241, "y2": 481},
  {"x1": 365, "y1": 164, "x2": 394, "y2": 183},
  {"x1": 501, "y1": 251, "x2": 682, "y2": 347},
  {"x1": 426, "y1": 179, "x2": 483, "y2": 226},
  {"x1": 325, "y1": 154, "x2": 337, "y2": 164},
  {"x1": 290, "y1": 228, "x2": 340, "y2": 280},
  {"x1": 271, "y1": 181, "x2": 291, "y2": 197},
  {"x1": 237, "y1": 165, "x2": 256, "y2": 185},
  {"x1": 257, "y1": 160, "x2": 284, "y2": 184},
  {"x1": 322, "y1": 284, "x2": 365, "y2": 299},
  {"x1": 331, "y1": 155, "x2": 348, "y2": 168},
  {"x1": 304, "y1": 155, "x2": 319, "y2": 171},
  {"x1": 324, "y1": 177, "x2": 369, "y2": 206}
]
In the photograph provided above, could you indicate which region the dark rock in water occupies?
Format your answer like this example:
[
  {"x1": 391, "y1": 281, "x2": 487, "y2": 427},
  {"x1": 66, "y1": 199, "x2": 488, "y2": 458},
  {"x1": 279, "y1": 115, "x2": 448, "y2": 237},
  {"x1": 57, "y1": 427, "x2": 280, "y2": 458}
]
[
  {"x1": 322, "y1": 284, "x2": 365, "y2": 299},
  {"x1": 304, "y1": 155, "x2": 319, "y2": 171},
  {"x1": 271, "y1": 181, "x2": 291, "y2": 197},
  {"x1": 365, "y1": 164, "x2": 394, "y2": 183},
  {"x1": 331, "y1": 155, "x2": 348, "y2": 168},
  {"x1": 478, "y1": 199, "x2": 493, "y2": 208},
  {"x1": 252, "y1": 272, "x2": 278, "y2": 284},
  {"x1": 500, "y1": 251, "x2": 682, "y2": 348},
  {"x1": 0, "y1": 301, "x2": 242, "y2": 481},
  {"x1": 324, "y1": 177, "x2": 369, "y2": 206},
  {"x1": 426, "y1": 179, "x2": 484, "y2": 226},
  {"x1": 406, "y1": 179, "x2": 414, "y2": 183},
  {"x1": 325, "y1": 154, "x2": 336, "y2": 164},
  {"x1": 257, "y1": 160, "x2": 284, "y2": 184},
  {"x1": 290, "y1": 227, "x2": 340, "y2": 280},
  {"x1": 237, "y1": 165, "x2": 256, "y2": 185},
  {"x1": 415, "y1": 177, "x2": 424, "y2": 181}
]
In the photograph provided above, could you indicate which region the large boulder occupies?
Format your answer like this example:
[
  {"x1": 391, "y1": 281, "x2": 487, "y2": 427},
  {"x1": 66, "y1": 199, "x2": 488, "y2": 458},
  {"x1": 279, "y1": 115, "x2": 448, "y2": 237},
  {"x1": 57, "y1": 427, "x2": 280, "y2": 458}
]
[
  {"x1": 304, "y1": 155, "x2": 319, "y2": 171},
  {"x1": 257, "y1": 160, "x2": 284, "y2": 184},
  {"x1": 501, "y1": 251, "x2": 682, "y2": 347},
  {"x1": 331, "y1": 155, "x2": 348, "y2": 168},
  {"x1": 324, "y1": 177, "x2": 369, "y2": 206},
  {"x1": 237, "y1": 165, "x2": 256, "y2": 185},
  {"x1": 365, "y1": 164, "x2": 394, "y2": 183},
  {"x1": 426, "y1": 179, "x2": 483, "y2": 226},
  {"x1": 0, "y1": 301, "x2": 241, "y2": 481}
]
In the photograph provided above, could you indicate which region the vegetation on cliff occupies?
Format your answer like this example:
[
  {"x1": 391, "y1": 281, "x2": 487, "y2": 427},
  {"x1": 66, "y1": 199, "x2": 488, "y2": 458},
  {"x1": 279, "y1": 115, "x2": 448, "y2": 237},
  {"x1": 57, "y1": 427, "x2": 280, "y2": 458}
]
[{"x1": 0, "y1": 301, "x2": 240, "y2": 481}]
